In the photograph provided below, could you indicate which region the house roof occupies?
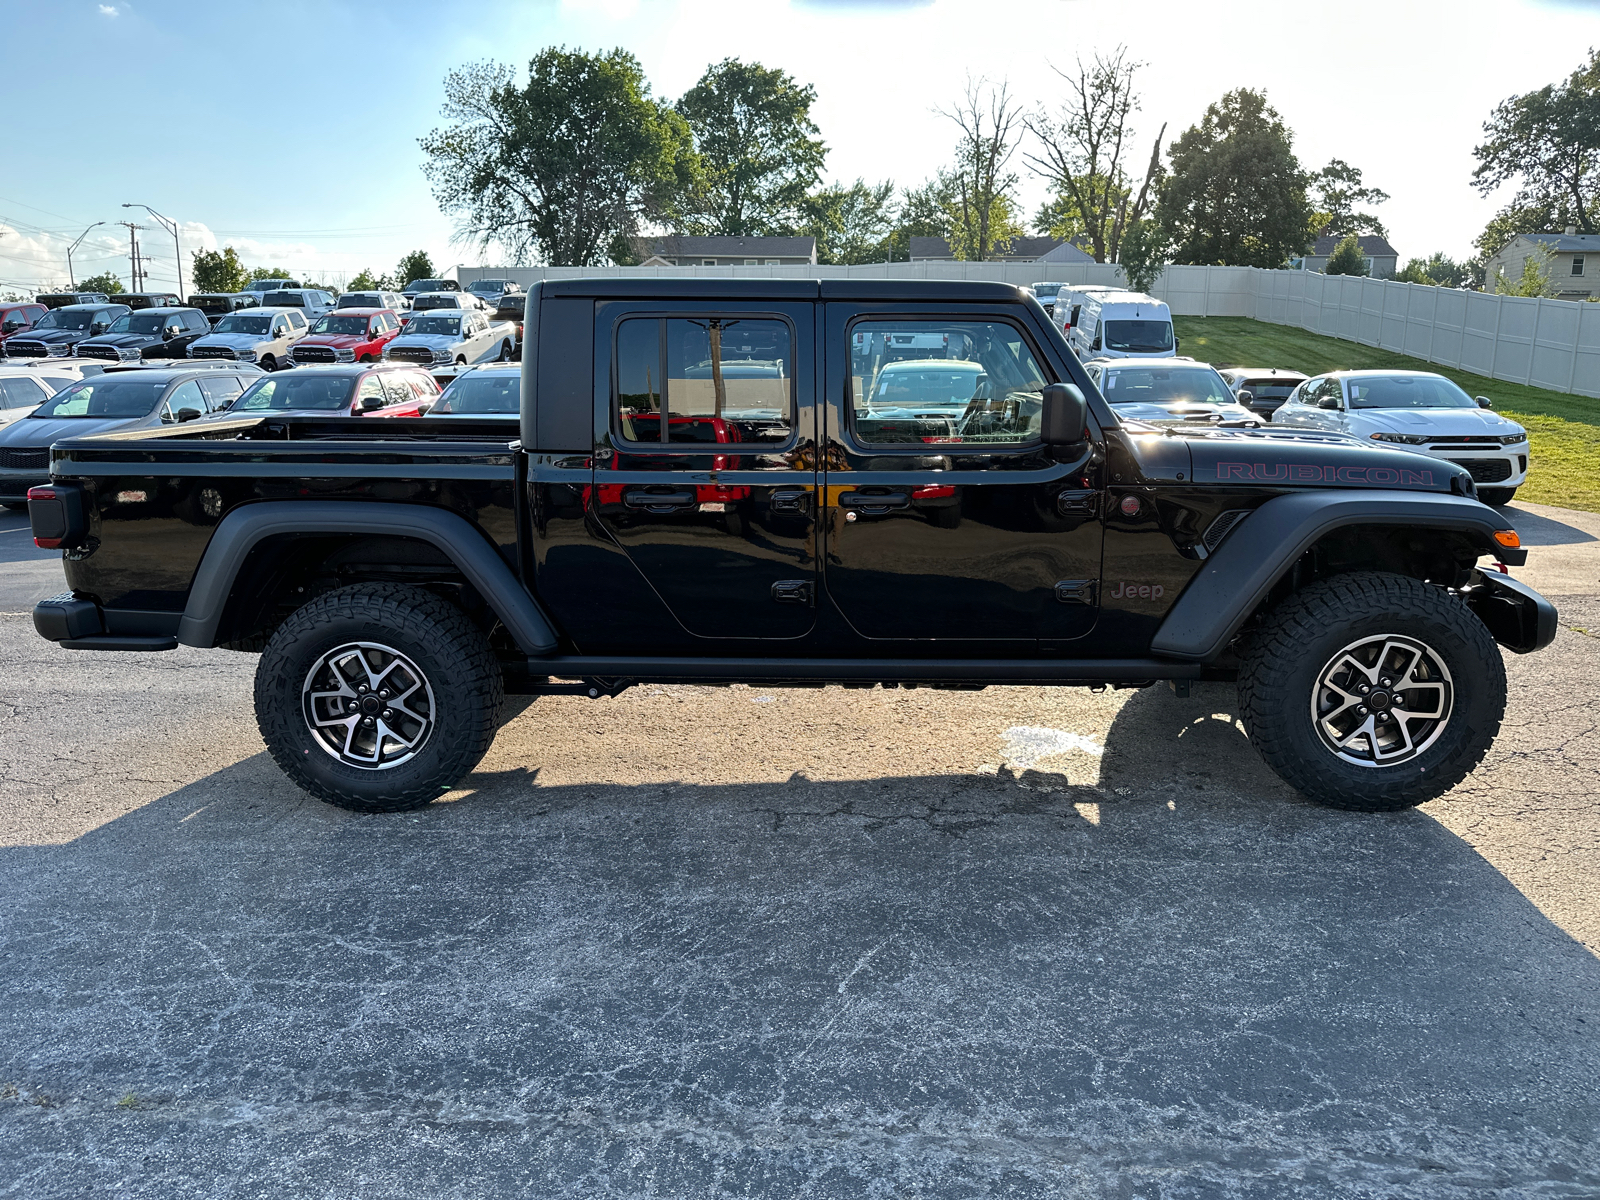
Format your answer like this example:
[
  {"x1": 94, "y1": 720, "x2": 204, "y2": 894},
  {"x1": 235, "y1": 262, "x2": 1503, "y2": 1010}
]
[
  {"x1": 634, "y1": 235, "x2": 816, "y2": 258},
  {"x1": 1036, "y1": 240, "x2": 1097, "y2": 264},
  {"x1": 1312, "y1": 234, "x2": 1398, "y2": 257},
  {"x1": 1514, "y1": 232, "x2": 1600, "y2": 253}
]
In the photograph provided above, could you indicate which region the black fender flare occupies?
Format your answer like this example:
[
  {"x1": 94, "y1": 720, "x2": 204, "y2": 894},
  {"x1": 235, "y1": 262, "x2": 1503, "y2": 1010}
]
[
  {"x1": 1150, "y1": 490, "x2": 1519, "y2": 663},
  {"x1": 176, "y1": 501, "x2": 560, "y2": 655}
]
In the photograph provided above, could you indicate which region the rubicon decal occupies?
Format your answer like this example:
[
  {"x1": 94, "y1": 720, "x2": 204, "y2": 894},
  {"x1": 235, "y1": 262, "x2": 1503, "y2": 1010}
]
[{"x1": 1215, "y1": 462, "x2": 1436, "y2": 485}]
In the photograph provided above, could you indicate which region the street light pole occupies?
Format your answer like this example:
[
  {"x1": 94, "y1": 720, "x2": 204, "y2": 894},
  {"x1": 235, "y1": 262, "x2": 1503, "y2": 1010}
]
[
  {"x1": 122, "y1": 203, "x2": 183, "y2": 298},
  {"x1": 67, "y1": 222, "x2": 105, "y2": 288}
]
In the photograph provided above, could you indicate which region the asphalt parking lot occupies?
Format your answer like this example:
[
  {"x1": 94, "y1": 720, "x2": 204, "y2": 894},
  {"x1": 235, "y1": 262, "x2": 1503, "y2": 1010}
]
[{"x1": 2, "y1": 503, "x2": 1597, "y2": 1198}]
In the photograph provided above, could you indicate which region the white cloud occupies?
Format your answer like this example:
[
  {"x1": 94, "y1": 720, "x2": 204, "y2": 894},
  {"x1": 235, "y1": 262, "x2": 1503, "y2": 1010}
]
[{"x1": 97, "y1": 4, "x2": 119, "y2": 16}]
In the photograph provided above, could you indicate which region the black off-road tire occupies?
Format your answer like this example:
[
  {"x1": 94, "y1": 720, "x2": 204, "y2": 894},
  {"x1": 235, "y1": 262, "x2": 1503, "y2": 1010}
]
[
  {"x1": 1477, "y1": 486, "x2": 1517, "y2": 506},
  {"x1": 1237, "y1": 571, "x2": 1505, "y2": 811},
  {"x1": 254, "y1": 584, "x2": 504, "y2": 812}
]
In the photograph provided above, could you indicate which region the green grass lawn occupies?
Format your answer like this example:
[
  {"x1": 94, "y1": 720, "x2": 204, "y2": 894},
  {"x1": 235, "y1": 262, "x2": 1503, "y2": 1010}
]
[{"x1": 1174, "y1": 316, "x2": 1600, "y2": 513}]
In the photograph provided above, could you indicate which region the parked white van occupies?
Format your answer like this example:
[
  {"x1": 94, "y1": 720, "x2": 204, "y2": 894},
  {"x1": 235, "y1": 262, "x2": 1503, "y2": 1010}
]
[
  {"x1": 1067, "y1": 290, "x2": 1176, "y2": 360},
  {"x1": 1053, "y1": 284, "x2": 1119, "y2": 345}
]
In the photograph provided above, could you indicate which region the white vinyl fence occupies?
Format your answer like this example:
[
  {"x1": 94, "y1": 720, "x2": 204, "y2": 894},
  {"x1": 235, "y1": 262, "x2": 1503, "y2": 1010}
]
[{"x1": 452, "y1": 261, "x2": 1600, "y2": 399}]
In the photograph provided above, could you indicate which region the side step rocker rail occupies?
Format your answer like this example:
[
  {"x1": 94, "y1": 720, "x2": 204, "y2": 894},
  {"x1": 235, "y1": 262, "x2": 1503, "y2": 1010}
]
[{"x1": 524, "y1": 657, "x2": 1203, "y2": 686}]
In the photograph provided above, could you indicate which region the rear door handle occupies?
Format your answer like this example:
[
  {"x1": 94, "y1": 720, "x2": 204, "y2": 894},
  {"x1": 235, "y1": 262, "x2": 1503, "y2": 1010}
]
[
  {"x1": 838, "y1": 490, "x2": 910, "y2": 511},
  {"x1": 1056, "y1": 488, "x2": 1099, "y2": 516},
  {"x1": 624, "y1": 488, "x2": 696, "y2": 511},
  {"x1": 771, "y1": 488, "x2": 810, "y2": 513}
]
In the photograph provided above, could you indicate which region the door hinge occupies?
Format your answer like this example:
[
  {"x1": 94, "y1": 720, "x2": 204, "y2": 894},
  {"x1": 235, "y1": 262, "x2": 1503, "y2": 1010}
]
[
  {"x1": 771, "y1": 579, "x2": 815, "y2": 606},
  {"x1": 1056, "y1": 488, "x2": 1099, "y2": 516},
  {"x1": 1055, "y1": 579, "x2": 1097, "y2": 605},
  {"x1": 771, "y1": 488, "x2": 810, "y2": 514}
]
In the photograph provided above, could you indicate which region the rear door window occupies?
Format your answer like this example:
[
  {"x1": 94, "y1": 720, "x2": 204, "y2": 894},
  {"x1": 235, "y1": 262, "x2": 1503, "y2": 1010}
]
[
  {"x1": 198, "y1": 375, "x2": 245, "y2": 410},
  {"x1": 0, "y1": 377, "x2": 48, "y2": 408},
  {"x1": 614, "y1": 315, "x2": 794, "y2": 445},
  {"x1": 161, "y1": 380, "x2": 206, "y2": 423}
]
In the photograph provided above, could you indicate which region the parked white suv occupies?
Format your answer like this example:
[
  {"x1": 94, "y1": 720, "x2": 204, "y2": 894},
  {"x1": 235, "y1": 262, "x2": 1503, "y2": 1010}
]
[
  {"x1": 259, "y1": 289, "x2": 336, "y2": 322},
  {"x1": 382, "y1": 310, "x2": 516, "y2": 367},
  {"x1": 337, "y1": 290, "x2": 409, "y2": 315},
  {"x1": 187, "y1": 307, "x2": 310, "y2": 371}
]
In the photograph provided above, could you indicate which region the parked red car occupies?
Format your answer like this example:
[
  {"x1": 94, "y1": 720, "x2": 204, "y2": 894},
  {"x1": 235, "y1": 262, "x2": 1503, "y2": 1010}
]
[
  {"x1": 287, "y1": 308, "x2": 402, "y2": 365},
  {"x1": 0, "y1": 303, "x2": 49, "y2": 351}
]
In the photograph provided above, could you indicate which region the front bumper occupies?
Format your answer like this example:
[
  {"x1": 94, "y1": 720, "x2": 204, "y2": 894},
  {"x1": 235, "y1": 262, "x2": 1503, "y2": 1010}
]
[
  {"x1": 1468, "y1": 569, "x2": 1558, "y2": 654},
  {"x1": 1413, "y1": 444, "x2": 1529, "y2": 488}
]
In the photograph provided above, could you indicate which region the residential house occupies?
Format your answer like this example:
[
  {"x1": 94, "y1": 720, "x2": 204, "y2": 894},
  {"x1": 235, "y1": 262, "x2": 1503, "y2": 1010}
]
[
  {"x1": 1299, "y1": 234, "x2": 1399, "y2": 279},
  {"x1": 631, "y1": 236, "x2": 816, "y2": 267},
  {"x1": 908, "y1": 235, "x2": 1094, "y2": 263},
  {"x1": 1481, "y1": 229, "x2": 1600, "y2": 301}
]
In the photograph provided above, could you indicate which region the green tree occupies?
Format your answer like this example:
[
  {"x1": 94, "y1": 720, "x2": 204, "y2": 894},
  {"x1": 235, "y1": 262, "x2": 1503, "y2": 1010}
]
[
  {"x1": 190, "y1": 246, "x2": 248, "y2": 294},
  {"x1": 1023, "y1": 47, "x2": 1165, "y2": 263},
  {"x1": 938, "y1": 78, "x2": 1024, "y2": 261},
  {"x1": 1492, "y1": 245, "x2": 1558, "y2": 297},
  {"x1": 246, "y1": 266, "x2": 296, "y2": 284},
  {"x1": 1156, "y1": 89, "x2": 1315, "y2": 268},
  {"x1": 347, "y1": 268, "x2": 392, "y2": 291},
  {"x1": 676, "y1": 58, "x2": 827, "y2": 237},
  {"x1": 797, "y1": 179, "x2": 897, "y2": 264},
  {"x1": 1323, "y1": 234, "x2": 1370, "y2": 276},
  {"x1": 1310, "y1": 158, "x2": 1389, "y2": 239},
  {"x1": 1395, "y1": 252, "x2": 1470, "y2": 288},
  {"x1": 1033, "y1": 189, "x2": 1087, "y2": 243},
  {"x1": 1473, "y1": 49, "x2": 1600, "y2": 240},
  {"x1": 419, "y1": 50, "x2": 697, "y2": 266},
  {"x1": 76, "y1": 272, "x2": 124, "y2": 295},
  {"x1": 395, "y1": 251, "x2": 436, "y2": 286},
  {"x1": 884, "y1": 177, "x2": 952, "y2": 261},
  {"x1": 1116, "y1": 217, "x2": 1167, "y2": 293}
]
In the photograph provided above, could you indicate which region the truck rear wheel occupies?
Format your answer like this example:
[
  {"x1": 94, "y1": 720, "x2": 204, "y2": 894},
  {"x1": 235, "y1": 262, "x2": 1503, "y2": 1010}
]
[
  {"x1": 1237, "y1": 571, "x2": 1505, "y2": 811},
  {"x1": 254, "y1": 584, "x2": 504, "y2": 812}
]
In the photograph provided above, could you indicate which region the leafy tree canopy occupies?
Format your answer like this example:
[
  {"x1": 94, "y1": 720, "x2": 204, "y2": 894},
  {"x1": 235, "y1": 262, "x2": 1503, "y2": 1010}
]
[
  {"x1": 884, "y1": 177, "x2": 952, "y2": 262},
  {"x1": 246, "y1": 266, "x2": 296, "y2": 284},
  {"x1": 1492, "y1": 245, "x2": 1558, "y2": 297},
  {"x1": 1473, "y1": 49, "x2": 1600, "y2": 241},
  {"x1": 395, "y1": 251, "x2": 436, "y2": 286},
  {"x1": 798, "y1": 179, "x2": 897, "y2": 265},
  {"x1": 676, "y1": 58, "x2": 827, "y2": 237},
  {"x1": 1116, "y1": 217, "x2": 1168, "y2": 293},
  {"x1": 190, "y1": 246, "x2": 248, "y2": 294},
  {"x1": 1310, "y1": 158, "x2": 1389, "y2": 239},
  {"x1": 1156, "y1": 88, "x2": 1315, "y2": 268},
  {"x1": 420, "y1": 49, "x2": 697, "y2": 266},
  {"x1": 1323, "y1": 234, "x2": 1370, "y2": 276},
  {"x1": 1395, "y1": 252, "x2": 1472, "y2": 289},
  {"x1": 76, "y1": 272, "x2": 124, "y2": 295},
  {"x1": 347, "y1": 268, "x2": 392, "y2": 292}
]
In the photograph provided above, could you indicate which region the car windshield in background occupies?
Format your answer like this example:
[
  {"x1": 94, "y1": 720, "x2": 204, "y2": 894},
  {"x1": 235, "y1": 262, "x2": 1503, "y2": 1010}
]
[
  {"x1": 1100, "y1": 367, "x2": 1233, "y2": 406},
  {"x1": 105, "y1": 313, "x2": 168, "y2": 335},
  {"x1": 233, "y1": 376, "x2": 355, "y2": 412},
  {"x1": 411, "y1": 296, "x2": 460, "y2": 311},
  {"x1": 1346, "y1": 375, "x2": 1477, "y2": 409},
  {"x1": 34, "y1": 309, "x2": 96, "y2": 331},
  {"x1": 406, "y1": 316, "x2": 463, "y2": 336},
  {"x1": 262, "y1": 292, "x2": 305, "y2": 307},
  {"x1": 434, "y1": 374, "x2": 519, "y2": 414},
  {"x1": 338, "y1": 295, "x2": 381, "y2": 308},
  {"x1": 313, "y1": 316, "x2": 371, "y2": 336},
  {"x1": 873, "y1": 365, "x2": 983, "y2": 409},
  {"x1": 214, "y1": 314, "x2": 272, "y2": 335},
  {"x1": 191, "y1": 298, "x2": 234, "y2": 315},
  {"x1": 1033, "y1": 284, "x2": 1062, "y2": 299},
  {"x1": 1103, "y1": 320, "x2": 1173, "y2": 353},
  {"x1": 31, "y1": 378, "x2": 166, "y2": 419}
]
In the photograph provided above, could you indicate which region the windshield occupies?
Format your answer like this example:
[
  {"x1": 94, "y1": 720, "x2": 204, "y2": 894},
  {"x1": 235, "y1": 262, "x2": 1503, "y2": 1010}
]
[
  {"x1": 1032, "y1": 284, "x2": 1062, "y2": 299},
  {"x1": 232, "y1": 375, "x2": 356, "y2": 412},
  {"x1": 104, "y1": 313, "x2": 169, "y2": 335},
  {"x1": 1103, "y1": 319, "x2": 1173, "y2": 353},
  {"x1": 214, "y1": 314, "x2": 271, "y2": 335},
  {"x1": 262, "y1": 292, "x2": 304, "y2": 307},
  {"x1": 1100, "y1": 366, "x2": 1234, "y2": 406},
  {"x1": 312, "y1": 315, "x2": 372, "y2": 336},
  {"x1": 467, "y1": 281, "x2": 505, "y2": 293},
  {"x1": 32, "y1": 378, "x2": 166, "y2": 419},
  {"x1": 872, "y1": 365, "x2": 983, "y2": 409},
  {"x1": 411, "y1": 295, "x2": 460, "y2": 311},
  {"x1": 35, "y1": 309, "x2": 98, "y2": 331},
  {"x1": 1346, "y1": 375, "x2": 1477, "y2": 409},
  {"x1": 247, "y1": 280, "x2": 294, "y2": 292},
  {"x1": 405, "y1": 316, "x2": 463, "y2": 336},
  {"x1": 433, "y1": 374, "x2": 518, "y2": 414},
  {"x1": 190, "y1": 297, "x2": 234, "y2": 314},
  {"x1": 338, "y1": 294, "x2": 381, "y2": 308}
]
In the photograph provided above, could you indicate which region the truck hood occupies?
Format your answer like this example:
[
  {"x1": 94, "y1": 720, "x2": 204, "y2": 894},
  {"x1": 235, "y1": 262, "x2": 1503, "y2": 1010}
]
[
  {"x1": 77, "y1": 333, "x2": 160, "y2": 350},
  {"x1": 0, "y1": 413, "x2": 145, "y2": 448},
  {"x1": 194, "y1": 333, "x2": 271, "y2": 351},
  {"x1": 1349, "y1": 407, "x2": 1525, "y2": 437},
  {"x1": 6, "y1": 329, "x2": 86, "y2": 346},
  {"x1": 388, "y1": 334, "x2": 462, "y2": 349},
  {"x1": 297, "y1": 333, "x2": 366, "y2": 348},
  {"x1": 1111, "y1": 399, "x2": 1260, "y2": 427},
  {"x1": 1182, "y1": 427, "x2": 1470, "y2": 491}
]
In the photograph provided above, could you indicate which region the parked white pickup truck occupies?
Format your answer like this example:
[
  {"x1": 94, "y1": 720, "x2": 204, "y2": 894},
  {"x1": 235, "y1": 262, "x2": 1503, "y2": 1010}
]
[{"x1": 381, "y1": 310, "x2": 516, "y2": 367}]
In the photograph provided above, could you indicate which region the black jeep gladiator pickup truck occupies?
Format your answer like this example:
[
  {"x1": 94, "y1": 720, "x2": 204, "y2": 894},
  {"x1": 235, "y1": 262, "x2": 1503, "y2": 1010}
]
[{"x1": 26, "y1": 280, "x2": 1556, "y2": 814}]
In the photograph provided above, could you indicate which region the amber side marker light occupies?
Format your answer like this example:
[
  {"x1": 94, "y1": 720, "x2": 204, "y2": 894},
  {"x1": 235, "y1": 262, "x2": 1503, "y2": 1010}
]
[{"x1": 1493, "y1": 529, "x2": 1521, "y2": 550}]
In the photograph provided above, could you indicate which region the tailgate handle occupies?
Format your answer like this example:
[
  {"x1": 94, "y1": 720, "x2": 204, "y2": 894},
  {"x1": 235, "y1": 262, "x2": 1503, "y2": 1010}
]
[
  {"x1": 624, "y1": 488, "x2": 696, "y2": 511},
  {"x1": 838, "y1": 490, "x2": 909, "y2": 511}
]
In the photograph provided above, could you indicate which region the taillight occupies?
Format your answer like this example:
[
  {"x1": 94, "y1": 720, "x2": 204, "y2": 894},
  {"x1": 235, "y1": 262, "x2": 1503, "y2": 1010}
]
[{"x1": 28, "y1": 484, "x2": 87, "y2": 550}]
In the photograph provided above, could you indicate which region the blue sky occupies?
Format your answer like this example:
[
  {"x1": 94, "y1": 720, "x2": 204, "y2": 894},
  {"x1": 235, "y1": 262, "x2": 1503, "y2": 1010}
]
[{"x1": 2, "y1": 0, "x2": 1596, "y2": 293}]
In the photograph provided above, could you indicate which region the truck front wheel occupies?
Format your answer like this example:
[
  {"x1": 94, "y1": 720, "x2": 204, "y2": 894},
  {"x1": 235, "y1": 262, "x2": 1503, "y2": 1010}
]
[
  {"x1": 254, "y1": 584, "x2": 504, "y2": 812},
  {"x1": 1237, "y1": 571, "x2": 1505, "y2": 811}
]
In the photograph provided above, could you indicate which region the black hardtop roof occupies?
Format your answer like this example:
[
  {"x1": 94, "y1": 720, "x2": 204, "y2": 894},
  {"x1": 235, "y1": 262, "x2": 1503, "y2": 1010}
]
[{"x1": 539, "y1": 279, "x2": 1029, "y2": 302}]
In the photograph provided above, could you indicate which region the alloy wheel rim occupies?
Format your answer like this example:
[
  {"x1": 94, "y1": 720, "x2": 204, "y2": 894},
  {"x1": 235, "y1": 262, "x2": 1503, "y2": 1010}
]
[
  {"x1": 302, "y1": 641, "x2": 435, "y2": 770},
  {"x1": 1310, "y1": 634, "x2": 1454, "y2": 768}
]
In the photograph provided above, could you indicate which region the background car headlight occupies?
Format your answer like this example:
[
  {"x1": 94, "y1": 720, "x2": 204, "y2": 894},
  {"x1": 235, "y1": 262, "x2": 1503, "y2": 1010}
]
[
  {"x1": 1369, "y1": 433, "x2": 1431, "y2": 444},
  {"x1": 236, "y1": 349, "x2": 258, "y2": 361},
  {"x1": 1499, "y1": 433, "x2": 1528, "y2": 445}
]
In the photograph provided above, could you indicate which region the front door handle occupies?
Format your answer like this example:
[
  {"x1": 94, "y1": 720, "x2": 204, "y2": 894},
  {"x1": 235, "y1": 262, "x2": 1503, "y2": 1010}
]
[
  {"x1": 624, "y1": 488, "x2": 696, "y2": 512},
  {"x1": 1056, "y1": 488, "x2": 1099, "y2": 516},
  {"x1": 838, "y1": 490, "x2": 910, "y2": 511}
]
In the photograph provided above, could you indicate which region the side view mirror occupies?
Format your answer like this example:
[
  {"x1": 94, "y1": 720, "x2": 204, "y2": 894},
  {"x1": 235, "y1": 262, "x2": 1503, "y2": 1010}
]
[
  {"x1": 1174, "y1": 337, "x2": 1181, "y2": 350},
  {"x1": 1040, "y1": 383, "x2": 1088, "y2": 445},
  {"x1": 1237, "y1": 389, "x2": 1255, "y2": 404},
  {"x1": 175, "y1": 406, "x2": 203, "y2": 423},
  {"x1": 1317, "y1": 396, "x2": 1341, "y2": 410},
  {"x1": 1, "y1": 320, "x2": 21, "y2": 333},
  {"x1": 165, "y1": 324, "x2": 183, "y2": 339},
  {"x1": 90, "y1": 322, "x2": 107, "y2": 335},
  {"x1": 360, "y1": 395, "x2": 386, "y2": 411},
  {"x1": 1476, "y1": 395, "x2": 1494, "y2": 410}
]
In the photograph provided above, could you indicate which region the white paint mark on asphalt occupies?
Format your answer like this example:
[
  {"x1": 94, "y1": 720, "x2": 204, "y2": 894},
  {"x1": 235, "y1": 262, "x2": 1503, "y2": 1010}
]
[{"x1": 1001, "y1": 725, "x2": 1105, "y2": 769}]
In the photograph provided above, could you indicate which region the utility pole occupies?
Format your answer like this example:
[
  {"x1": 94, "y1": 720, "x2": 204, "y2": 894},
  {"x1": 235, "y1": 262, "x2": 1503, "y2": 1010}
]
[
  {"x1": 67, "y1": 222, "x2": 105, "y2": 289},
  {"x1": 118, "y1": 221, "x2": 146, "y2": 291},
  {"x1": 122, "y1": 204, "x2": 184, "y2": 298}
]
